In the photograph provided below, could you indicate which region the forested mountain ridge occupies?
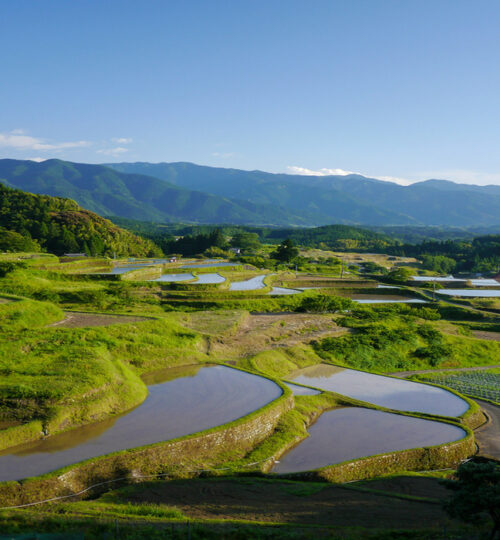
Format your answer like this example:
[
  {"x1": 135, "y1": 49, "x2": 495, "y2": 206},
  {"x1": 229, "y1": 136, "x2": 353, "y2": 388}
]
[
  {"x1": 0, "y1": 184, "x2": 162, "y2": 256},
  {"x1": 0, "y1": 159, "x2": 337, "y2": 226},
  {"x1": 107, "y1": 161, "x2": 500, "y2": 227}
]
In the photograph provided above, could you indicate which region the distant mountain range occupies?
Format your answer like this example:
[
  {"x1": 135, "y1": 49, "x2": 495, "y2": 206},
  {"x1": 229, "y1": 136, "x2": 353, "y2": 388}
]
[{"x1": 1, "y1": 158, "x2": 500, "y2": 227}]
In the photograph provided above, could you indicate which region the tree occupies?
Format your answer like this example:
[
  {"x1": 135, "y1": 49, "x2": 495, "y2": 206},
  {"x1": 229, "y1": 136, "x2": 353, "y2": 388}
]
[
  {"x1": 441, "y1": 461, "x2": 500, "y2": 539},
  {"x1": 386, "y1": 267, "x2": 413, "y2": 283},
  {"x1": 230, "y1": 231, "x2": 261, "y2": 253},
  {"x1": 272, "y1": 239, "x2": 299, "y2": 263}
]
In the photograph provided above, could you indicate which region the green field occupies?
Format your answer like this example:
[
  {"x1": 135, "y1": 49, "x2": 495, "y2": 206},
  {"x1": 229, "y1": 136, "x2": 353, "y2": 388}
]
[{"x1": 0, "y1": 252, "x2": 498, "y2": 538}]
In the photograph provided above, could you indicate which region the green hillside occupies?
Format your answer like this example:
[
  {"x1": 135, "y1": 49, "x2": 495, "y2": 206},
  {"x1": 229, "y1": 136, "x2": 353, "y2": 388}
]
[
  {"x1": 107, "y1": 161, "x2": 500, "y2": 227},
  {"x1": 0, "y1": 184, "x2": 162, "y2": 256},
  {"x1": 0, "y1": 159, "x2": 321, "y2": 226}
]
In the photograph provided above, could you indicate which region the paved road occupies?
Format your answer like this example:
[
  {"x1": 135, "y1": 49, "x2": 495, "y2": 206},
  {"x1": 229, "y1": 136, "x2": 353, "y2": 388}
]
[
  {"x1": 390, "y1": 365, "x2": 500, "y2": 377},
  {"x1": 474, "y1": 399, "x2": 500, "y2": 460}
]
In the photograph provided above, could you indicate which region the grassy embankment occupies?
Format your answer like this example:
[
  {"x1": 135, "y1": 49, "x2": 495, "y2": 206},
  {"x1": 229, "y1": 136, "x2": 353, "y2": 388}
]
[{"x1": 0, "y1": 297, "x2": 208, "y2": 450}]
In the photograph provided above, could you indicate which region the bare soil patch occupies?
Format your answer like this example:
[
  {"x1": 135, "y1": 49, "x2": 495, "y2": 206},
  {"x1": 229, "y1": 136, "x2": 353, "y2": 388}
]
[
  {"x1": 113, "y1": 477, "x2": 455, "y2": 529},
  {"x1": 209, "y1": 312, "x2": 349, "y2": 358},
  {"x1": 472, "y1": 330, "x2": 500, "y2": 342},
  {"x1": 352, "y1": 475, "x2": 450, "y2": 500},
  {"x1": 49, "y1": 311, "x2": 150, "y2": 328}
]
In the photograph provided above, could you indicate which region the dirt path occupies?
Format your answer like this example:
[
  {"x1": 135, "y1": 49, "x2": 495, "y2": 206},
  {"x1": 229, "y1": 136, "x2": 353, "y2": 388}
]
[
  {"x1": 474, "y1": 399, "x2": 500, "y2": 460},
  {"x1": 472, "y1": 330, "x2": 500, "y2": 341},
  {"x1": 49, "y1": 311, "x2": 150, "y2": 328},
  {"x1": 390, "y1": 365, "x2": 500, "y2": 377},
  {"x1": 209, "y1": 312, "x2": 349, "y2": 358}
]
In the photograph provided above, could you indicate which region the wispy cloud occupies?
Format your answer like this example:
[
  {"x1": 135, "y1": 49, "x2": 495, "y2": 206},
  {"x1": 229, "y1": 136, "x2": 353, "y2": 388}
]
[
  {"x1": 27, "y1": 157, "x2": 47, "y2": 162},
  {"x1": 97, "y1": 147, "x2": 129, "y2": 156},
  {"x1": 111, "y1": 137, "x2": 133, "y2": 144},
  {"x1": 212, "y1": 152, "x2": 235, "y2": 158},
  {"x1": 286, "y1": 166, "x2": 413, "y2": 186},
  {"x1": 287, "y1": 166, "x2": 356, "y2": 176},
  {"x1": 0, "y1": 131, "x2": 91, "y2": 151}
]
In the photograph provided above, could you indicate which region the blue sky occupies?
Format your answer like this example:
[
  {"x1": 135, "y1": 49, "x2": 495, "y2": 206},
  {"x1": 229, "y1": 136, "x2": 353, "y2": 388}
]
[{"x1": 1, "y1": 0, "x2": 500, "y2": 185}]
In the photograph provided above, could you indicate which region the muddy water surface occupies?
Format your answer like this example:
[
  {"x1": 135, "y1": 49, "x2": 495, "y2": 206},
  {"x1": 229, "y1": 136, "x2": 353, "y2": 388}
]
[
  {"x1": 0, "y1": 365, "x2": 282, "y2": 482},
  {"x1": 273, "y1": 407, "x2": 466, "y2": 474}
]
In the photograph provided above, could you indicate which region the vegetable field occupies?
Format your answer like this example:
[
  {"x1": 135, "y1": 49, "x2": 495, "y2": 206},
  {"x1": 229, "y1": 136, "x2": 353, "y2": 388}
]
[{"x1": 421, "y1": 371, "x2": 500, "y2": 404}]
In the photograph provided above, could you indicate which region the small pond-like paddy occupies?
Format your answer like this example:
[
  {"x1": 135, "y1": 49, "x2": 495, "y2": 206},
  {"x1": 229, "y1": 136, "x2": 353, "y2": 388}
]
[
  {"x1": 412, "y1": 276, "x2": 500, "y2": 286},
  {"x1": 179, "y1": 261, "x2": 241, "y2": 269},
  {"x1": 0, "y1": 365, "x2": 282, "y2": 482},
  {"x1": 194, "y1": 273, "x2": 226, "y2": 284},
  {"x1": 269, "y1": 287, "x2": 302, "y2": 295},
  {"x1": 272, "y1": 407, "x2": 466, "y2": 474},
  {"x1": 289, "y1": 365, "x2": 468, "y2": 417},
  {"x1": 438, "y1": 289, "x2": 500, "y2": 298},
  {"x1": 229, "y1": 275, "x2": 266, "y2": 291},
  {"x1": 154, "y1": 273, "x2": 194, "y2": 282}
]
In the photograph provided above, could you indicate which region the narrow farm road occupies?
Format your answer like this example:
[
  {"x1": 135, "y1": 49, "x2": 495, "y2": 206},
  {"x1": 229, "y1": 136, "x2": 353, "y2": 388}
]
[{"x1": 474, "y1": 399, "x2": 500, "y2": 460}]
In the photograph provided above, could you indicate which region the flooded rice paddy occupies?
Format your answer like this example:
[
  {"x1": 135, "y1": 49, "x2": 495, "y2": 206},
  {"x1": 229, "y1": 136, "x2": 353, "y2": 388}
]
[
  {"x1": 438, "y1": 289, "x2": 500, "y2": 297},
  {"x1": 284, "y1": 382, "x2": 322, "y2": 396},
  {"x1": 289, "y1": 365, "x2": 469, "y2": 417},
  {"x1": 269, "y1": 287, "x2": 302, "y2": 295},
  {"x1": 229, "y1": 275, "x2": 267, "y2": 291},
  {"x1": 0, "y1": 365, "x2": 282, "y2": 482},
  {"x1": 154, "y1": 273, "x2": 195, "y2": 282},
  {"x1": 412, "y1": 276, "x2": 500, "y2": 286},
  {"x1": 179, "y1": 261, "x2": 241, "y2": 269},
  {"x1": 272, "y1": 407, "x2": 466, "y2": 474},
  {"x1": 194, "y1": 273, "x2": 226, "y2": 284}
]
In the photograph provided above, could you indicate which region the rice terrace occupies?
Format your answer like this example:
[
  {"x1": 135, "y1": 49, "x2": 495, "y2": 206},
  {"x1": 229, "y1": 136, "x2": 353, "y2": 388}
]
[
  {"x1": 2, "y1": 2, "x2": 500, "y2": 538},
  {"x1": 0, "y1": 226, "x2": 499, "y2": 538}
]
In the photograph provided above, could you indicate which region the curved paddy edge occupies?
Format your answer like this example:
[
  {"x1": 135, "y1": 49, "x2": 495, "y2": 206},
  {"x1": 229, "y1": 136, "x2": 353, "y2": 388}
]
[
  {"x1": 0, "y1": 371, "x2": 292, "y2": 507},
  {"x1": 280, "y1": 422, "x2": 475, "y2": 484}
]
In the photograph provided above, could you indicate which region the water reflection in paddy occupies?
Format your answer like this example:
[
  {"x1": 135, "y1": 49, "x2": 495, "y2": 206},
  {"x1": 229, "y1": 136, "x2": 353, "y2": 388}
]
[
  {"x1": 229, "y1": 275, "x2": 266, "y2": 291},
  {"x1": 180, "y1": 261, "x2": 241, "y2": 269},
  {"x1": 438, "y1": 289, "x2": 500, "y2": 297},
  {"x1": 289, "y1": 364, "x2": 468, "y2": 417},
  {"x1": 154, "y1": 273, "x2": 194, "y2": 282},
  {"x1": 269, "y1": 287, "x2": 302, "y2": 295},
  {"x1": 285, "y1": 382, "x2": 321, "y2": 396},
  {"x1": 273, "y1": 407, "x2": 466, "y2": 474},
  {"x1": 0, "y1": 365, "x2": 282, "y2": 482},
  {"x1": 194, "y1": 273, "x2": 226, "y2": 284}
]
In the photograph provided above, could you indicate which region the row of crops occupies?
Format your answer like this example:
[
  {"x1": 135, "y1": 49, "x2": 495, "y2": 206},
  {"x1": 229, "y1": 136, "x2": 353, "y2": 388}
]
[{"x1": 421, "y1": 371, "x2": 500, "y2": 404}]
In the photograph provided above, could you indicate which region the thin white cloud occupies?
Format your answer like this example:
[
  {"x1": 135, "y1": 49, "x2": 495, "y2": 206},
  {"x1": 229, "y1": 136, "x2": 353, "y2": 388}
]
[
  {"x1": 212, "y1": 152, "x2": 235, "y2": 158},
  {"x1": 97, "y1": 147, "x2": 129, "y2": 156},
  {"x1": 0, "y1": 131, "x2": 91, "y2": 151},
  {"x1": 287, "y1": 166, "x2": 356, "y2": 176},
  {"x1": 112, "y1": 137, "x2": 133, "y2": 144},
  {"x1": 286, "y1": 166, "x2": 413, "y2": 186},
  {"x1": 27, "y1": 157, "x2": 47, "y2": 162}
]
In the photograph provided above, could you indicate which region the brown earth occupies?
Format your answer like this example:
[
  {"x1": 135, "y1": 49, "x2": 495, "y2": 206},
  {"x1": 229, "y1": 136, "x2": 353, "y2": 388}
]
[
  {"x1": 49, "y1": 311, "x2": 150, "y2": 328},
  {"x1": 351, "y1": 475, "x2": 451, "y2": 499},
  {"x1": 111, "y1": 477, "x2": 457, "y2": 529},
  {"x1": 207, "y1": 312, "x2": 349, "y2": 358},
  {"x1": 472, "y1": 330, "x2": 500, "y2": 342}
]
